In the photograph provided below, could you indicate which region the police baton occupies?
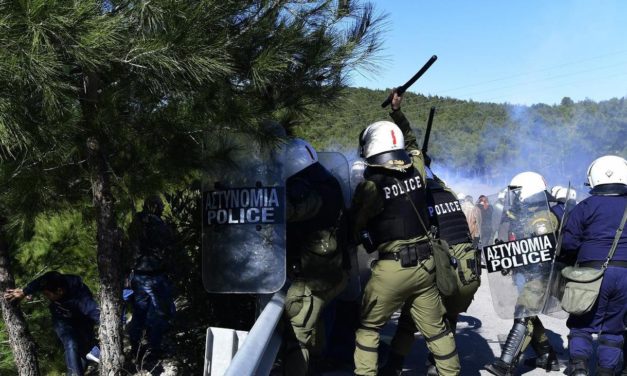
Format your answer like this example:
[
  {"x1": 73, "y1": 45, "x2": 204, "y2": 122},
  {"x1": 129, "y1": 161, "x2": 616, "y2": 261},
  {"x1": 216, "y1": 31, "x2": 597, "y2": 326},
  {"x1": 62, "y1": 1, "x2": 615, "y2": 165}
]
[
  {"x1": 422, "y1": 106, "x2": 436, "y2": 153},
  {"x1": 381, "y1": 55, "x2": 438, "y2": 108}
]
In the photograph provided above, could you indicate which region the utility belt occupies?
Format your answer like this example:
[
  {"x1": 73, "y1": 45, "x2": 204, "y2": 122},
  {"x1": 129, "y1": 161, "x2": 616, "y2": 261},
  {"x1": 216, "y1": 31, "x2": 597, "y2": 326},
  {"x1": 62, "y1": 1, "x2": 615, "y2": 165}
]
[
  {"x1": 578, "y1": 260, "x2": 627, "y2": 269},
  {"x1": 378, "y1": 242, "x2": 431, "y2": 267}
]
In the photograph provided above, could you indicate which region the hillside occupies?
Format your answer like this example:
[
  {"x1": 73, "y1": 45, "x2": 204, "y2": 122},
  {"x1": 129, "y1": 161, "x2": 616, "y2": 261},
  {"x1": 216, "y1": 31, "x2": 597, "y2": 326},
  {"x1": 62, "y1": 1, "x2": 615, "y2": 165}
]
[{"x1": 294, "y1": 87, "x2": 627, "y2": 192}]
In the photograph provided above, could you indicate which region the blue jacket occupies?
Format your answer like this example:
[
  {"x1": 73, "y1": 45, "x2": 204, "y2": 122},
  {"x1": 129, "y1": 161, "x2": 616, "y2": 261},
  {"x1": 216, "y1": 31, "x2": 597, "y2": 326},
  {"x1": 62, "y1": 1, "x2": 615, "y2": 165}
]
[
  {"x1": 562, "y1": 194, "x2": 627, "y2": 262},
  {"x1": 24, "y1": 274, "x2": 100, "y2": 324}
]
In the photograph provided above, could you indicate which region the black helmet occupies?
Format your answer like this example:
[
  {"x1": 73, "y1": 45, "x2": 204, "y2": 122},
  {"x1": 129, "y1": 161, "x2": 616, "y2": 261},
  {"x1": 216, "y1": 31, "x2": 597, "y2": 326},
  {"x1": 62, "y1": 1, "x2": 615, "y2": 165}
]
[{"x1": 143, "y1": 195, "x2": 164, "y2": 216}]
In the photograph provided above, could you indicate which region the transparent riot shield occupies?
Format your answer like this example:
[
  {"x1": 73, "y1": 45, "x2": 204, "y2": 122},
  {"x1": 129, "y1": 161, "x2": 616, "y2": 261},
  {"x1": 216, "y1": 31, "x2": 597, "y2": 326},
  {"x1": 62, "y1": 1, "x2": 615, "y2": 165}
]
[
  {"x1": 202, "y1": 131, "x2": 285, "y2": 293},
  {"x1": 481, "y1": 187, "x2": 558, "y2": 319},
  {"x1": 318, "y1": 152, "x2": 352, "y2": 208},
  {"x1": 543, "y1": 184, "x2": 575, "y2": 316},
  {"x1": 318, "y1": 152, "x2": 361, "y2": 301}
]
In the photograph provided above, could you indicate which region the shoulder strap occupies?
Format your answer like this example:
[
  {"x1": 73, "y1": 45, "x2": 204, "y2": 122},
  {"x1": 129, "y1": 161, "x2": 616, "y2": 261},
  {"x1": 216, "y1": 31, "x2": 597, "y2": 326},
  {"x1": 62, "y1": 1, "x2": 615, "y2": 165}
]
[
  {"x1": 603, "y1": 201, "x2": 627, "y2": 270},
  {"x1": 393, "y1": 178, "x2": 433, "y2": 240}
]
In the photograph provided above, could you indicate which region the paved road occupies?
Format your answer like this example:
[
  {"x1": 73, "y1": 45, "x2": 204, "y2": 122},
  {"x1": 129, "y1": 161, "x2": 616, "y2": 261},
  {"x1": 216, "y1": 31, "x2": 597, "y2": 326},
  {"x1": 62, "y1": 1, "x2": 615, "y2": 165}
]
[{"x1": 322, "y1": 281, "x2": 572, "y2": 375}]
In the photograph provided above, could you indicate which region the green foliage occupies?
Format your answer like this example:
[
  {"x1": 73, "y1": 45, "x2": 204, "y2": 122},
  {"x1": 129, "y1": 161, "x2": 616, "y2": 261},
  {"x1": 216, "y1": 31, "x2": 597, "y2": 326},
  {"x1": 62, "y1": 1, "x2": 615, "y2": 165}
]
[
  {"x1": 295, "y1": 88, "x2": 627, "y2": 187},
  {"x1": 0, "y1": 0, "x2": 387, "y2": 373}
]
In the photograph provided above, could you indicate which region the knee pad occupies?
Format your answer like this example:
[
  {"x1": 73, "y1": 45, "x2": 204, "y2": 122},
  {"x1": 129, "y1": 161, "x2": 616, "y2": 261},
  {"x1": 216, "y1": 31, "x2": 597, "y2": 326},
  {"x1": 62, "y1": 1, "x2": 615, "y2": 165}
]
[{"x1": 425, "y1": 328, "x2": 457, "y2": 363}]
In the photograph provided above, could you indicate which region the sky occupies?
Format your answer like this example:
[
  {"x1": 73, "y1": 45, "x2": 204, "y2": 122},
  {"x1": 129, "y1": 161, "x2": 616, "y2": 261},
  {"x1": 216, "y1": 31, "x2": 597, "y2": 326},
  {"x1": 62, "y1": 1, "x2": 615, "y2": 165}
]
[{"x1": 350, "y1": 1, "x2": 627, "y2": 105}]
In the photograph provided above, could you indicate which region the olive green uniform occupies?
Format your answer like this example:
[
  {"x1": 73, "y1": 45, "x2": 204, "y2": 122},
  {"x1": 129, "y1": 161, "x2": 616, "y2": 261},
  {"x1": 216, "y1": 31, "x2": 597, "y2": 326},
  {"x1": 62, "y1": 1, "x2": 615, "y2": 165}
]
[
  {"x1": 386, "y1": 109, "x2": 481, "y2": 372},
  {"x1": 510, "y1": 208, "x2": 558, "y2": 356},
  {"x1": 485, "y1": 203, "x2": 560, "y2": 375},
  {"x1": 352, "y1": 113, "x2": 459, "y2": 376},
  {"x1": 284, "y1": 164, "x2": 348, "y2": 375}
]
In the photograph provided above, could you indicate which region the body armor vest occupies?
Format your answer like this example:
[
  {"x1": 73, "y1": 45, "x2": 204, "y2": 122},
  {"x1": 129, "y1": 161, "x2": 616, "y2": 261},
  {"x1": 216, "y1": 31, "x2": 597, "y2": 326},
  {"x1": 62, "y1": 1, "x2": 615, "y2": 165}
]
[
  {"x1": 427, "y1": 188, "x2": 471, "y2": 245},
  {"x1": 364, "y1": 166, "x2": 428, "y2": 248}
]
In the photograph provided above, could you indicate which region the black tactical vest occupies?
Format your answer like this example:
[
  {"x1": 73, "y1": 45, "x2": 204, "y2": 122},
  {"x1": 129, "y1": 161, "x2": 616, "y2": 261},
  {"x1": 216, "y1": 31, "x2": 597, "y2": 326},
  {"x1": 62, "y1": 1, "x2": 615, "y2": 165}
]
[
  {"x1": 364, "y1": 166, "x2": 429, "y2": 248},
  {"x1": 427, "y1": 187, "x2": 471, "y2": 245}
]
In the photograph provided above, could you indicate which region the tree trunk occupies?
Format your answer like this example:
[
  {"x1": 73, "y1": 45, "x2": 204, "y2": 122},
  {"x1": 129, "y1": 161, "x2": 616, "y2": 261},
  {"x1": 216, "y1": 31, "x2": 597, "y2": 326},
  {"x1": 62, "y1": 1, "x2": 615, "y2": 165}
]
[
  {"x1": 0, "y1": 231, "x2": 40, "y2": 376},
  {"x1": 87, "y1": 138, "x2": 124, "y2": 376}
]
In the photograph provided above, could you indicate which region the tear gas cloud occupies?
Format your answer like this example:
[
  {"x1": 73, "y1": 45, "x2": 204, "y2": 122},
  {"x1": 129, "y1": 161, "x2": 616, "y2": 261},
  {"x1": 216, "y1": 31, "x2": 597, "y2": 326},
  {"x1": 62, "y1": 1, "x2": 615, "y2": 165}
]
[{"x1": 323, "y1": 103, "x2": 625, "y2": 203}]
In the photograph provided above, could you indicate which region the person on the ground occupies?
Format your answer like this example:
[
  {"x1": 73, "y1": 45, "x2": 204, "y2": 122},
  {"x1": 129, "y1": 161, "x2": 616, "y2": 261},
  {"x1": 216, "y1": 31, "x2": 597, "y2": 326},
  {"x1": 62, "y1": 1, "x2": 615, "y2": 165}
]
[
  {"x1": 561, "y1": 155, "x2": 627, "y2": 376},
  {"x1": 4, "y1": 271, "x2": 100, "y2": 375},
  {"x1": 484, "y1": 172, "x2": 560, "y2": 376},
  {"x1": 126, "y1": 195, "x2": 176, "y2": 359},
  {"x1": 351, "y1": 92, "x2": 460, "y2": 376},
  {"x1": 282, "y1": 138, "x2": 349, "y2": 375},
  {"x1": 380, "y1": 91, "x2": 479, "y2": 376}
]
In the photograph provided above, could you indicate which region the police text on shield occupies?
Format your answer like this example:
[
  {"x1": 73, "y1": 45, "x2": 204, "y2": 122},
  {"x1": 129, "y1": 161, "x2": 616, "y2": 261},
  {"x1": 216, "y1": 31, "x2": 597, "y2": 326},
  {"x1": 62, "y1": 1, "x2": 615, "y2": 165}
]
[
  {"x1": 204, "y1": 187, "x2": 284, "y2": 225},
  {"x1": 482, "y1": 234, "x2": 556, "y2": 273}
]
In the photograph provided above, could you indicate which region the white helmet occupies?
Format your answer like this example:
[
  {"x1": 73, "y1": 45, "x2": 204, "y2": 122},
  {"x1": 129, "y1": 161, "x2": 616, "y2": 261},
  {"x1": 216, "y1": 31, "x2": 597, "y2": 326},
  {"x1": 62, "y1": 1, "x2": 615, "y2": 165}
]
[
  {"x1": 284, "y1": 138, "x2": 318, "y2": 178},
  {"x1": 457, "y1": 192, "x2": 466, "y2": 200},
  {"x1": 359, "y1": 121, "x2": 410, "y2": 166},
  {"x1": 586, "y1": 155, "x2": 627, "y2": 188},
  {"x1": 509, "y1": 171, "x2": 548, "y2": 201},
  {"x1": 551, "y1": 185, "x2": 577, "y2": 202}
]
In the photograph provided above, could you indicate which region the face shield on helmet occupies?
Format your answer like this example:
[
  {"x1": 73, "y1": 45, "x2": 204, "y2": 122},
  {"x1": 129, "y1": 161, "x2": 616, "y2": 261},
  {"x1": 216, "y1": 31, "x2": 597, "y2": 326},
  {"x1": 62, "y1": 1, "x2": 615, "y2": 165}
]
[
  {"x1": 508, "y1": 171, "x2": 548, "y2": 205},
  {"x1": 359, "y1": 121, "x2": 411, "y2": 168},
  {"x1": 284, "y1": 138, "x2": 318, "y2": 179},
  {"x1": 586, "y1": 155, "x2": 627, "y2": 189}
]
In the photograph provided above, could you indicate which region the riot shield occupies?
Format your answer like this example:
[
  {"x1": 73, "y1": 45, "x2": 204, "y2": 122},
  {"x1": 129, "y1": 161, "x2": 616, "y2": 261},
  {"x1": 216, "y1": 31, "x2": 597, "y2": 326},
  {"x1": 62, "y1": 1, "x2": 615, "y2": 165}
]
[
  {"x1": 202, "y1": 131, "x2": 286, "y2": 293},
  {"x1": 318, "y1": 152, "x2": 361, "y2": 301},
  {"x1": 318, "y1": 152, "x2": 352, "y2": 208},
  {"x1": 481, "y1": 187, "x2": 558, "y2": 319},
  {"x1": 543, "y1": 184, "x2": 575, "y2": 316}
]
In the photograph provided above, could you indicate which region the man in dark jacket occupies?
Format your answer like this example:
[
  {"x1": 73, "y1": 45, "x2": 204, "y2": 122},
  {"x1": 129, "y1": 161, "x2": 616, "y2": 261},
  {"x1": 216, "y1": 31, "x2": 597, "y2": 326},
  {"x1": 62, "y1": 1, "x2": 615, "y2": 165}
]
[
  {"x1": 5, "y1": 271, "x2": 100, "y2": 376},
  {"x1": 126, "y1": 195, "x2": 176, "y2": 359}
]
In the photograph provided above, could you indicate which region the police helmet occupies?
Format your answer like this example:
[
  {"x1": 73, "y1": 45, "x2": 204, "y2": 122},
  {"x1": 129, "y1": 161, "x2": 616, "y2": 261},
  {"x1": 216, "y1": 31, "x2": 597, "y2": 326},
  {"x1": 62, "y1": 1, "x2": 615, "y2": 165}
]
[
  {"x1": 586, "y1": 155, "x2": 627, "y2": 188},
  {"x1": 509, "y1": 171, "x2": 548, "y2": 202},
  {"x1": 284, "y1": 138, "x2": 318, "y2": 178},
  {"x1": 551, "y1": 185, "x2": 577, "y2": 202},
  {"x1": 359, "y1": 121, "x2": 411, "y2": 167}
]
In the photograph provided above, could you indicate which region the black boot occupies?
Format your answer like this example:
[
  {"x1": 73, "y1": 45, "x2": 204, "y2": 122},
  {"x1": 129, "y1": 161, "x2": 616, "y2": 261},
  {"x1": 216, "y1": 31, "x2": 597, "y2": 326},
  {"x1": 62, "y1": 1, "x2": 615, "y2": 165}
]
[
  {"x1": 595, "y1": 367, "x2": 614, "y2": 376},
  {"x1": 568, "y1": 358, "x2": 588, "y2": 376},
  {"x1": 529, "y1": 340, "x2": 560, "y2": 371},
  {"x1": 425, "y1": 353, "x2": 437, "y2": 376},
  {"x1": 379, "y1": 351, "x2": 404, "y2": 376},
  {"x1": 484, "y1": 319, "x2": 528, "y2": 376}
]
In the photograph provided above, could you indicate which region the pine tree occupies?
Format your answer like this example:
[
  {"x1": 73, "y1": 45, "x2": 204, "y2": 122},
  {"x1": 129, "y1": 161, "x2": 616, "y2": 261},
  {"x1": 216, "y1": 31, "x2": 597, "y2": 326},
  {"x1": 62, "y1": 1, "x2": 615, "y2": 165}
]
[{"x1": 0, "y1": 0, "x2": 385, "y2": 373}]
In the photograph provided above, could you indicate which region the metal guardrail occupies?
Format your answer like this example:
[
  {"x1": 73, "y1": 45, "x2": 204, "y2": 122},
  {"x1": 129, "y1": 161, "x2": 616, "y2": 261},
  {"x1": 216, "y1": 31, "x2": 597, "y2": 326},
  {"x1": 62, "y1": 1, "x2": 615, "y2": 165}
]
[
  {"x1": 225, "y1": 291, "x2": 285, "y2": 376},
  {"x1": 204, "y1": 291, "x2": 285, "y2": 376}
]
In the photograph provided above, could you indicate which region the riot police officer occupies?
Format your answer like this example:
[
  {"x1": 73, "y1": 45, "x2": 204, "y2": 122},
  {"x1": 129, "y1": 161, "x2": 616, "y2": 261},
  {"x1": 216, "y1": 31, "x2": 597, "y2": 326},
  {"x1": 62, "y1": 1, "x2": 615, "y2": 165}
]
[
  {"x1": 551, "y1": 185, "x2": 577, "y2": 220},
  {"x1": 380, "y1": 92, "x2": 480, "y2": 376},
  {"x1": 351, "y1": 111, "x2": 459, "y2": 374},
  {"x1": 283, "y1": 138, "x2": 348, "y2": 375},
  {"x1": 484, "y1": 172, "x2": 560, "y2": 376},
  {"x1": 561, "y1": 155, "x2": 627, "y2": 376}
]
